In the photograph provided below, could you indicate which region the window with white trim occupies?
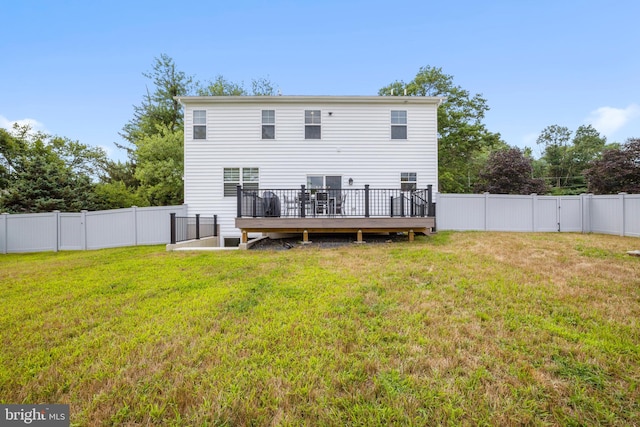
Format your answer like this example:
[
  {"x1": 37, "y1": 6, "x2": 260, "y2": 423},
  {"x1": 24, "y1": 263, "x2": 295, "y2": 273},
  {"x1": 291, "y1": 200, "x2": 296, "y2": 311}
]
[
  {"x1": 193, "y1": 110, "x2": 206, "y2": 139},
  {"x1": 391, "y1": 110, "x2": 407, "y2": 140},
  {"x1": 401, "y1": 172, "x2": 417, "y2": 191},
  {"x1": 224, "y1": 167, "x2": 259, "y2": 197},
  {"x1": 262, "y1": 110, "x2": 275, "y2": 139},
  {"x1": 305, "y1": 110, "x2": 321, "y2": 139}
]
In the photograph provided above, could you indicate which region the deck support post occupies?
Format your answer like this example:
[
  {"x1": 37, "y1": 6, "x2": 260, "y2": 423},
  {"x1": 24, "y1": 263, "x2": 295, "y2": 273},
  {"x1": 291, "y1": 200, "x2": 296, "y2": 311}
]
[
  {"x1": 302, "y1": 230, "x2": 311, "y2": 244},
  {"x1": 409, "y1": 229, "x2": 415, "y2": 242},
  {"x1": 241, "y1": 230, "x2": 248, "y2": 244},
  {"x1": 355, "y1": 229, "x2": 365, "y2": 244}
]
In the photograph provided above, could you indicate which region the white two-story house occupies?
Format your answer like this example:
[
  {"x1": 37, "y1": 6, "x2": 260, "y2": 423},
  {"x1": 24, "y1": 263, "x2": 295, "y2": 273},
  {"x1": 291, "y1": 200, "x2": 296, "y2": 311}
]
[{"x1": 177, "y1": 95, "x2": 442, "y2": 245}]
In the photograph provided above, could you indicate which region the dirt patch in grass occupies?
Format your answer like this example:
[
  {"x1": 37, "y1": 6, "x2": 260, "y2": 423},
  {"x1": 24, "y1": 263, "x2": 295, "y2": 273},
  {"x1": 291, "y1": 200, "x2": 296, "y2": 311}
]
[{"x1": 250, "y1": 232, "x2": 411, "y2": 250}]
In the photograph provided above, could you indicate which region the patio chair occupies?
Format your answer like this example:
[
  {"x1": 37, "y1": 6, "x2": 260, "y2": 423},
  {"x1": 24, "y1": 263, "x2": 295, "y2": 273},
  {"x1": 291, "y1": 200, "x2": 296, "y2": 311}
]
[
  {"x1": 283, "y1": 194, "x2": 298, "y2": 217},
  {"x1": 315, "y1": 192, "x2": 329, "y2": 215}
]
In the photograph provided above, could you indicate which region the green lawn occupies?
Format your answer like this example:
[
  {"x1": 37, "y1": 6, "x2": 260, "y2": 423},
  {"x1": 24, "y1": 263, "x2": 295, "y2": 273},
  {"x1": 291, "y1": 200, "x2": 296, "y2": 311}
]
[{"x1": 1, "y1": 232, "x2": 639, "y2": 426}]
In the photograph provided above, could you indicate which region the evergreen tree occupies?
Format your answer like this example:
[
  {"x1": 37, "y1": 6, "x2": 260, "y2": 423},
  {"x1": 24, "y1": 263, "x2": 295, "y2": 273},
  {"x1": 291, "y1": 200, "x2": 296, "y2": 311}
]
[{"x1": 0, "y1": 133, "x2": 105, "y2": 213}]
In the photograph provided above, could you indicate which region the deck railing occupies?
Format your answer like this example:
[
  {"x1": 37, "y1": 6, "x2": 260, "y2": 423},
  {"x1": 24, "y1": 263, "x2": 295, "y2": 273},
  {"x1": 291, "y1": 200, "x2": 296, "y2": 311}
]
[
  {"x1": 236, "y1": 185, "x2": 434, "y2": 219},
  {"x1": 170, "y1": 214, "x2": 218, "y2": 244}
]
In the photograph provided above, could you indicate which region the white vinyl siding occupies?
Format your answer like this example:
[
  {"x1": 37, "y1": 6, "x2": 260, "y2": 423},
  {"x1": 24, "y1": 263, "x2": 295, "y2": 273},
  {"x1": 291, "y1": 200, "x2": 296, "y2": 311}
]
[{"x1": 182, "y1": 98, "x2": 439, "y2": 238}]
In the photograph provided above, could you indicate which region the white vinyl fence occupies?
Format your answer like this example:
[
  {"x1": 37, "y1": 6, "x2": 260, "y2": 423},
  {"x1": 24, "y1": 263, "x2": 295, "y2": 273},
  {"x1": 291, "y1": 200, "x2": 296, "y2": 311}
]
[
  {"x1": 436, "y1": 193, "x2": 640, "y2": 237},
  {"x1": 1, "y1": 195, "x2": 638, "y2": 254},
  {"x1": 1, "y1": 205, "x2": 187, "y2": 254}
]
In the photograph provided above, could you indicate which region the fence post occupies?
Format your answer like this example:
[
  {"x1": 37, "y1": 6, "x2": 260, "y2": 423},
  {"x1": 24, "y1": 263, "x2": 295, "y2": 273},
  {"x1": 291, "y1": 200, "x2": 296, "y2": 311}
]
[
  {"x1": 580, "y1": 194, "x2": 588, "y2": 234},
  {"x1": 300, "y1": 185, "x2": 306, "y2": 218},
  {"x1": 620, "y1": 193, "x2": 627, "y2": 237},
  {"x1": 53, "y1": 211, "x2": 60, "y2": 252},
  {"x1": 81, "y1": 210, "x2": 88, "y2": 250},
  {"x1": 236, "y1": 185, "x2": 242, "y2": 218},
  {"x1": 1, "y1": 213, "x2": 7, "y2": 254},
  {"x1": 589, "y1": 193, "x2": 595, "y2": 233},
  {"x1": 484, "y1": 192, "x2": 490, "y2": 231},
  {"x1": 132, "y1": 206, "x2": 138, "y2": 246},
  {"x1": 364, "y1": 185, "x2": 370, "y2": 218},
  {"x1": 195, "y1": 214, "x2": 200, "y2": 240},
  {"x1": 213, "y1": 214, "x2": 218, "y2": 237},
  {"x1": 432, "y1": 201, "x2": 437, "y2": 231},
  {"x1": 531, "y1": 193, "x2": 537, "y2": 232},
  {"x1": 170, "y1": 213, "x2": 176, "y2": 245}
]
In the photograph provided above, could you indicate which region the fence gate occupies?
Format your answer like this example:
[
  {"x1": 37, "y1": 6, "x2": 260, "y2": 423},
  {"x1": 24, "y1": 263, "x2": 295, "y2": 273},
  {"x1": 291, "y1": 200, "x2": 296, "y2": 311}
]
[
  {"x1": 536, "y1": 196, "x2": 582, "y2": 232},
  {"x1": 536, "y1": 197, "x2": 560, "y2": 232},
  {"x1": 558, "y1": 197, "x2": 583, "y2": 232}
]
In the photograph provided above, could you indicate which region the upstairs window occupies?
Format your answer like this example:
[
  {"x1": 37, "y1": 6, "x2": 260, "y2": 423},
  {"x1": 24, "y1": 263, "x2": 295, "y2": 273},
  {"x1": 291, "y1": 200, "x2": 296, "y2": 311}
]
[
  {"x1": 224, "y1": 167, "x2": 259, "y2": 197},
  {"x1": 401, "y1": 172, "x2": 417, "y2": 191},
  {"x1": 262, "y1": 110, "x2": 275, "y2": 139},
  {"x1": 193, "y1": 110, "x2": 206, "y2": 139},
  {"x1": 391, "y1": 110, "x2": 407, "y2": 140},
  {"x1": 305, "y1": 110, "x2": 321, "y2": 139}
]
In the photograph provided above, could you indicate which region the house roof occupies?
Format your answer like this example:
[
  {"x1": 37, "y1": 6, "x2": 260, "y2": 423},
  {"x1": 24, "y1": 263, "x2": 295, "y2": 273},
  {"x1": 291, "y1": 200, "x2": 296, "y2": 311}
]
[{"x1": 175, "y1": 95, "x2": 444, "y2": 106}]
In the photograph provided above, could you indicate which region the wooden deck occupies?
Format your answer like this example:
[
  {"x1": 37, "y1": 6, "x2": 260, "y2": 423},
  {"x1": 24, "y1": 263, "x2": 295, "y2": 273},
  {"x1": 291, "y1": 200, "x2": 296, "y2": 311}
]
[{"x1": 235, "y1": 217, "x2": 435, "y2": 243}]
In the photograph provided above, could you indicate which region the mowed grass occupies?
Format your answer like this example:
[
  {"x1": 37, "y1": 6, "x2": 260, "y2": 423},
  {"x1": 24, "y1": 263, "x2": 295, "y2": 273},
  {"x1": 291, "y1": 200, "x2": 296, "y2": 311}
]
[{"x1": 1, "y1": 232, "x2": 639, "y2": 426}]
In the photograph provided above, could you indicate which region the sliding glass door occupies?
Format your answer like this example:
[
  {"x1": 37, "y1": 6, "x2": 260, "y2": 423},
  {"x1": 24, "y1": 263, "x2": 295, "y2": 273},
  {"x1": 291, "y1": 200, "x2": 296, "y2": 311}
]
[{"x1": 306, "y1": 175, "x2": 342, "y2": 193}]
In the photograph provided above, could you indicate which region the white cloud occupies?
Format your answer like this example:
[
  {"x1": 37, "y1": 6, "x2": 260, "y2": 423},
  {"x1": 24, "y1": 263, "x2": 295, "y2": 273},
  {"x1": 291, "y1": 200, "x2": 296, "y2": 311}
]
[
  {"x1": 586, "y1": 104, "x2": 640, "y2": 137},
  {"x1": 0, "y1": 115, "x2": 46, "y2": 134}
]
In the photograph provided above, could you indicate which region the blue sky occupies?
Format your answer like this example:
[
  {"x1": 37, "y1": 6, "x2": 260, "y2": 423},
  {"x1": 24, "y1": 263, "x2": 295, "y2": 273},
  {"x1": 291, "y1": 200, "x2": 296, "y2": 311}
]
[{"x1": 1, "y1": 0, "x2": 639, "y2": 161}]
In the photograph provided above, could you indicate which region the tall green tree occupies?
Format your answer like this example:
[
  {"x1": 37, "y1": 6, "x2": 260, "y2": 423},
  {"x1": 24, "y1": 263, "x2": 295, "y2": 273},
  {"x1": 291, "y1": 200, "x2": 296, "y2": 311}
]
[
  {"x1": 134, "y1": 126, "x2": 184, "y2": 206},
  {"x1": 379, "y1": 66, "x2": 502, "y2": 193},
  {"x1": 0, "y1": 127, "x2": 24, "y2": 190},
  {"x1": 95, "y1": 160, "x2": 147, "y2": 208},
  {"x1": 570, "y1": 125, "x2": 607, "y2": 174},
  {"x1": 112, "y1": 54, "x2": 277, "y2": 206},
  {"x1": 120, "y1": 54, "x2": 195, "y2": 148},
  {"x1": 113, "y1": 54, "x2": 195, "y2": 205},
  {"x1": 536, "y1": 124, "x2": 607, "y2": 193},
  {"x1": 196, "y1": 76, "x2": 276, "y2": 96},
  {"x1": 197, "y1": 76, "x2": 246, "y2": 96},
  {"x1": 251, "y1": 77, "x2": 276, "y2": 96},
  {"x1": 536, "y1": 125, "x2": 571, "y2": 188},
  {"x1": 0, "y1": 125, "x2": 108, "y2": 213}
]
